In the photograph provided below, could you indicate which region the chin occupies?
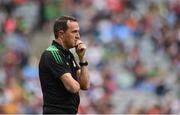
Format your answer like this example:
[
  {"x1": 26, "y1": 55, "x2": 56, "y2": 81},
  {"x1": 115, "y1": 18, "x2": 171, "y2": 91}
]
[{"x1": 70, "y1": 45, "x2": 75, "y2": 49}]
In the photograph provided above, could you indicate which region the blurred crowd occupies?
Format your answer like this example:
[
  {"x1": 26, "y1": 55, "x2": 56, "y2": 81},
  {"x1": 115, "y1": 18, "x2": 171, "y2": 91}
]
[{"x1": 0, "y1": 0, "x2": 179, "y2": 114}]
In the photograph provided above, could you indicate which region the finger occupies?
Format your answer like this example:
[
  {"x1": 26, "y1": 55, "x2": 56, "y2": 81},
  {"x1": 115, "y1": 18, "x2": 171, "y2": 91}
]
[
  {"x1": 75, "y1": 43, "x2": 83, "y2": 50},
  {"x1": 77, "y1": 44, "x2": 83, "y2": 51},
  {"x1": 75, "y1": 40, "x2": 83, "y2": 47},
  {"x1": 76, "y1": 41, "x2": 84, "y2": 49},
  {"x1": 78, "y1": 45, "x2": 86, "y2": 52}
]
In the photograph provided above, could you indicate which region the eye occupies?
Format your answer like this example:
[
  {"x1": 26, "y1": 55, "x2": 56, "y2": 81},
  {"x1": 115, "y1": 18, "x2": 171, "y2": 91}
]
[{"x1": 72, "y1": 30, "x2": 79, "y2": 33}]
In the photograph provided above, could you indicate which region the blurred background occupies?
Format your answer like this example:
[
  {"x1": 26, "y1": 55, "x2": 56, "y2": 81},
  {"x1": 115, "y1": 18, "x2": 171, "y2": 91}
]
[{"x1": 0, "y1": 0, "x2": 179, "y2": 114}]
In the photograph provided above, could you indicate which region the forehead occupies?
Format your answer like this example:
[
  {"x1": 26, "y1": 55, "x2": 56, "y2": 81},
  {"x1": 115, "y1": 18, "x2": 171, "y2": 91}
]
[{"x1": 67, "y1": 20, "x2": 79, "y2": 31}]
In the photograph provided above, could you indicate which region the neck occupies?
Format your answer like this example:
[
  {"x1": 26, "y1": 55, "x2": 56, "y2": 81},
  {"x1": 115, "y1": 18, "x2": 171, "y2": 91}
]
[{"x1": 55, "y1": 39, "x2": 69, "y2": 50}]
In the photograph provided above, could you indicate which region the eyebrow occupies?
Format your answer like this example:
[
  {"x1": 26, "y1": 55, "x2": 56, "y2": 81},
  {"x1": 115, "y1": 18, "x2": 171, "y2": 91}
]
[{"x1": 71, "y1": 28, "x2": 79, "y2": 32}]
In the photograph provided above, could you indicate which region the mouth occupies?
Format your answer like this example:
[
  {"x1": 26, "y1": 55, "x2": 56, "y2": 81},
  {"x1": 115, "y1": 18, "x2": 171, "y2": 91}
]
[{"x1": 75, "y1": 44, "x2": 78, "y2": 48}]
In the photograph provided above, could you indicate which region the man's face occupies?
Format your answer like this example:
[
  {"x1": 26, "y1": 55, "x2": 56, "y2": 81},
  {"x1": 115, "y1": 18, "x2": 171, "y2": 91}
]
[{"x1": 63, "y1": 20, "x2": 80, "y2": 49}]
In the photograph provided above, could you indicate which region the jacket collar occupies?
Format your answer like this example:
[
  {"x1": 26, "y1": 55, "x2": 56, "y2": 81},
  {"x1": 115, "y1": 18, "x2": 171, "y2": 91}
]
[{"x1": 52, "y1": 40, "x2": 70, "y2": 56}]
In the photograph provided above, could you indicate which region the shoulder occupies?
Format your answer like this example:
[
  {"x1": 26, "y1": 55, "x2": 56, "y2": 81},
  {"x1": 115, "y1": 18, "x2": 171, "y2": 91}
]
[
  {"x1": 46, "y1": 45, "x2": 58, "y2": 51},
  {"x1": 45, "y1": 45, "x2": 63, "y2": 64}
]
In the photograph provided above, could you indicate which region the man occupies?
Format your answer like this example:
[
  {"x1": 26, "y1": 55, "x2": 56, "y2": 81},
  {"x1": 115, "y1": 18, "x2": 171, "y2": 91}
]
[{"x1": 39, "y1": 16, "x2": 90, "y2": 114}]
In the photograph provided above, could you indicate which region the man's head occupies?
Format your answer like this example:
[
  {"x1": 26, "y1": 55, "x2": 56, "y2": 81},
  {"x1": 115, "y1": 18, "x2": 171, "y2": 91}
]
[{"x1": 53, "y1": 16, "x2": 80, "y2": 49}]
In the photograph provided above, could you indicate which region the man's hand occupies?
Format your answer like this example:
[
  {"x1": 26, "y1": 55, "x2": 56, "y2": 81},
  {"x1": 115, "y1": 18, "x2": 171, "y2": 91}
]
[{"x1": 75, "y1": 40, "x2": 86, "y2": 61}]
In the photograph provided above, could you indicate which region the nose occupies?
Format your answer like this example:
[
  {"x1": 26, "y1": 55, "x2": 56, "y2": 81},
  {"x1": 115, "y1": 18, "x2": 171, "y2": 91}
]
[{"x1": 75, "y1": 33, "x2": 80, "y2": 39}]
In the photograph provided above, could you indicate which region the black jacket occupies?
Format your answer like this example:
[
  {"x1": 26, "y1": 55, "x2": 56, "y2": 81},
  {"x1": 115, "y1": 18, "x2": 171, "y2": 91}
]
[{"x1": 39, "y1": 40, "x2": 80, "y2": 114}]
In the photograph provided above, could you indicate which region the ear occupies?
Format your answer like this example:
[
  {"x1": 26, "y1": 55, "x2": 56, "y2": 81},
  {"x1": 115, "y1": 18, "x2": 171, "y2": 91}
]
[{"x1": 58, "y1": 30, "x2": 64, "y2": 38}]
